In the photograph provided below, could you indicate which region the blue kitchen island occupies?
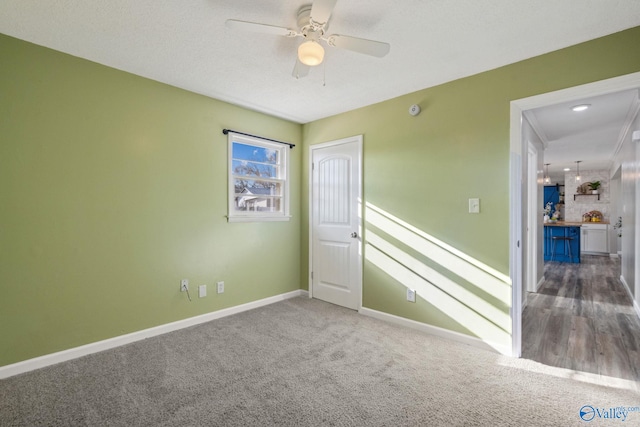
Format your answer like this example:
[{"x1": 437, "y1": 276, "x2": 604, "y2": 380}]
[{"x1": 543, "y1": 222, "x2": 581, "y2": 263}]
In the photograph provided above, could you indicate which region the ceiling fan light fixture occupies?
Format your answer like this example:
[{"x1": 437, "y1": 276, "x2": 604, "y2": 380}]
[{"x1": 298, "y1": 40, "x2": 324, "y2": 66}]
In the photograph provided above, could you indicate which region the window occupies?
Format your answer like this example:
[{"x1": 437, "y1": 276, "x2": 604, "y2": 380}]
[{"x1": 227, "y1": 132, "x2": 290, "y2": 222}]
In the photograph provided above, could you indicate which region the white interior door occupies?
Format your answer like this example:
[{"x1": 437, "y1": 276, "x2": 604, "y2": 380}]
[{"x1": 311, "y1": 136, "x2": 362, "y2": 310}]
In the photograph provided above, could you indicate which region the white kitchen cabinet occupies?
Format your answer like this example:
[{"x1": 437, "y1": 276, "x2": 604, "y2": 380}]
[{"x1": 581, "y1": 223, "x2": 609, "y2": 254}]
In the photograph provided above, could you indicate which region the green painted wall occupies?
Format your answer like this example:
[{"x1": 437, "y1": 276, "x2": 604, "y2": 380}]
[
  {"x1": 301, "y1": 26, "x2": 640, "y2": 348},
  {"x1": 0, "y1": 34, "x2": 302, "y2": 366}
]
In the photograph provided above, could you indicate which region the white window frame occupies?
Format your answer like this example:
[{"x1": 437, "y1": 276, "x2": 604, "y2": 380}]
[{"x1": 227, "y1": 132, "x2": 290, "y2": 222}]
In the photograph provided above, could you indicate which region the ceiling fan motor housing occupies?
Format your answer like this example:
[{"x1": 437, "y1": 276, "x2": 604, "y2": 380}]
[{"x1": 297, "y1": 5, "x2": 314, "y2": 28}]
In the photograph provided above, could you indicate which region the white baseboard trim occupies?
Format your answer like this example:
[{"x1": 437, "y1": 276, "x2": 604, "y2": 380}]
[
  {"x1": 0, "y1": 289, "x2": 308, "y2": 379},
  {"x1": 619, "y1": 275, "x2": 640, "y2": 319},
  {"x1": 620, "y1": 275, "x2": 629, "y2": 294},
  {"x1": 359, "y1": 307, "x2": 512, "y2": 357},
  {"x1": 536, "y1": 275, "x2": 546, "y2": 292}
]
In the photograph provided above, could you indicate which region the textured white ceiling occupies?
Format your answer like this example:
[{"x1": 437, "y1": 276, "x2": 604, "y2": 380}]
[{"x1": 1, "y1": 0, "x2": 640, "y2": 124}]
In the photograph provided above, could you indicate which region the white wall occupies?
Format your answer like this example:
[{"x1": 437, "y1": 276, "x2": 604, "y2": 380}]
[{"x1": 612, "y1": 111, "x2": 640, "y2": 301}]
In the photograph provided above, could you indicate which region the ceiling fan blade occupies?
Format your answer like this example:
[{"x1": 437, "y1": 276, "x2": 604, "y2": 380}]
[
  {"x1": 326, "y1": 34, "x2": 390, "y2": 57},
  {"x1": 292, "y1": 59, "x2": 310, "y2": 79},
  {"x1": 225, "y1": 19, "x2": 297, "y2": 37},
  {"x1": 310, "y1": 0, "x2": 338, "y2": 25}
]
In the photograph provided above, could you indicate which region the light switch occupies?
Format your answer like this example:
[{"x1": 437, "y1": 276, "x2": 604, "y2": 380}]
[
  {"x1": 469, "y1": 198, "x2": 480, "y2": 214},
  {"x1": 199, "y1": 285, "x2": 207, "y2": 298}
]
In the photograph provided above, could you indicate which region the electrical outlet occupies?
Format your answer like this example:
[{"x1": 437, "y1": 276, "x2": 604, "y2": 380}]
[
  {"x1": 199, "y1": 284, "x2": 207, "y2": 298},
  {"x1": 407, "y1": 288, "x2": 416, "y2": 303},
  {"x1": 180, "y1": 279, "x2": 189, "y2": 292},
  {"x1": 217, "y1": 281, "x2": 224, "y2": 294}
]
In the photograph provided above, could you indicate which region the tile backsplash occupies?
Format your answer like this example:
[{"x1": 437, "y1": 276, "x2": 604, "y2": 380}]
[{"x1": 563, "y1": 169, "x2": 610, "y2": 222}]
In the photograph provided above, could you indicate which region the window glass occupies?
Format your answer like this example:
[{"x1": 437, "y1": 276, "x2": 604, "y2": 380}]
[{"x1": 227, "y1": 133, "x2": 290, "y2": 222}]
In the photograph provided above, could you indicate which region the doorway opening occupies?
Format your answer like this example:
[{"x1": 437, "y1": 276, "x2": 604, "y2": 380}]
[{"x1": 510, "y1": 72, "x2": 640, "y2": 379}]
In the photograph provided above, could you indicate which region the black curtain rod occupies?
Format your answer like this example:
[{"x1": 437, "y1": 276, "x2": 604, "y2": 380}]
[{"x1": 222, "y1": 129, "x2": 295, "y2": 149}]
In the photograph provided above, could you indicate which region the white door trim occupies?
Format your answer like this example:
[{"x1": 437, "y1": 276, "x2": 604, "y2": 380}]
[
  {"x1": 510, "y1": 150, "x2": 523, "y2": 358},
  {"x1": 308, "y1": 135, "x2": 363, "y2": 309},
  {"x1": 527, "y1": 142, "x2": 538, "y2": 293},
  {"x1": 510, "y1": 71, "x2": 640, "y2": 358}
]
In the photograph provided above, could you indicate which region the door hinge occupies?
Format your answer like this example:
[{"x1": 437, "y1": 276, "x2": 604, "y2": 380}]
[
  {"x1": 312, "y1": 162, "x2": 315, "y2": 170},
  {"x1": 311, "y1": 271, "x2": 313, "y2": 280}
]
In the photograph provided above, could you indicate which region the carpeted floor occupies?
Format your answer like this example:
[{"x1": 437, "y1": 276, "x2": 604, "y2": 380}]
[{"x1": 1, "y1": 297, "x2": 639, "y2": 426}]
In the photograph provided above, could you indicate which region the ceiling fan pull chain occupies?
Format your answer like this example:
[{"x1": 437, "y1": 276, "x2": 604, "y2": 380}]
[{"x1": 323, "y1": 60, "x2": 326, "y2": 87}]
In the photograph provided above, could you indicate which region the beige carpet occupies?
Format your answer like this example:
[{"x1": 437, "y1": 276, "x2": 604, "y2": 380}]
[{"x1": 1, "y1": 297, "x2": 639, "y2": 426}]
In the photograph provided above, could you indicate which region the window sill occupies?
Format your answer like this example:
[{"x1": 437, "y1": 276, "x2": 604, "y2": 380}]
[{"x1": 227, "y1": 215, "x2": 292, "y2": 223}]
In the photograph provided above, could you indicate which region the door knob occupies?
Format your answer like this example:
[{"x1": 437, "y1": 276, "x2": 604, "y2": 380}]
[{"x1": 351, "y1": 232, "x2": 358, "y2": 238}]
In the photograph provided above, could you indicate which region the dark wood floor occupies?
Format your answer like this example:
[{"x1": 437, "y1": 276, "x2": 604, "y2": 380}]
[{"x1": 522, "y1": 255, "x2": 640, "y2": 381}]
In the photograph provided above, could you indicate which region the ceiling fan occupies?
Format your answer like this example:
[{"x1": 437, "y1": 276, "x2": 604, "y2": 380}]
[{"x1": 226, "y1": 0, "x2": 390, "y2": 78}]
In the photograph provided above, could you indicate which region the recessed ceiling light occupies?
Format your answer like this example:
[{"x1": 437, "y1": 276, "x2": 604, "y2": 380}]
[
  {"x1": 571, "y1": 104, "x2": 590, "y2": 112},
  {"x1": 564, "y1": 168, "x2": 570, "y2": 171}
]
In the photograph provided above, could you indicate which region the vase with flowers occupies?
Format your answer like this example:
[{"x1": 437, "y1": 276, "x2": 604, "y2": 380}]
[{"x1": 543, "y1": 202, "x2": 552, "y2": 223}]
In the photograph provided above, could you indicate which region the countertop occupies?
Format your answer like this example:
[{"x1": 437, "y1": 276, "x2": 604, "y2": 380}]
[{"x1": 544, "y1": 221, "x2": 609, "y2": 227}]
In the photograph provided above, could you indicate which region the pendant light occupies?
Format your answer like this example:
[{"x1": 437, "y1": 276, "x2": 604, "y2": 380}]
[
  {"x1": 575, "y1": 160, "x2": 582, "y2": 182},
  {"x1": 543, "y1": 163, "x2": 551, "y2": 184}
]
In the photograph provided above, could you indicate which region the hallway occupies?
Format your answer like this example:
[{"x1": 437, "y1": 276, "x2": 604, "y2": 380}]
[{"x1": 522, "y1": 255, "x2": 640, "y2": 381}]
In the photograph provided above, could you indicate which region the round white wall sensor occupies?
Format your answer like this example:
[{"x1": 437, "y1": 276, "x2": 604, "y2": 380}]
[{"x1": 409, "y1": 104, "x2": 421, "y2": 116}]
